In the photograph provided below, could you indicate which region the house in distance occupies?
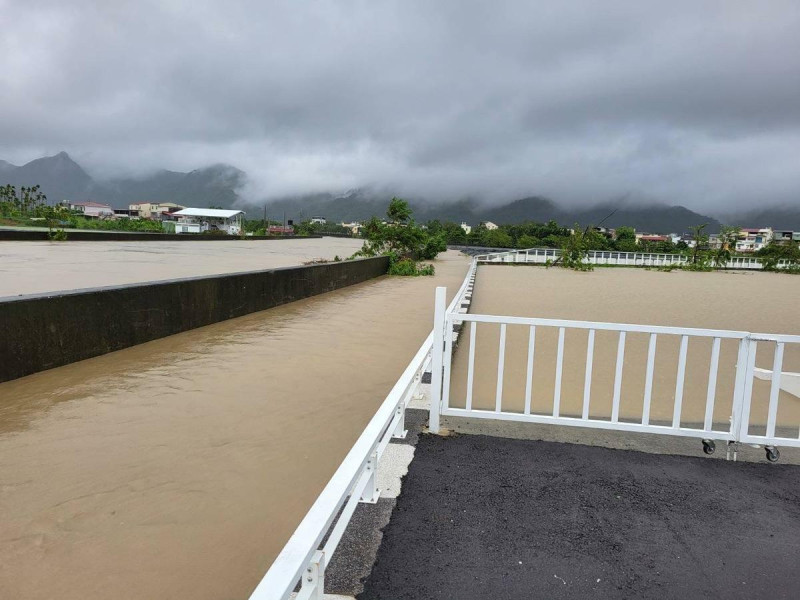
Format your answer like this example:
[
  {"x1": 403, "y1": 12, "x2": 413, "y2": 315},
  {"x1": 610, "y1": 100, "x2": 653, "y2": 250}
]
[{"x1": 167, "y1": 208, "x2": 245, "y2": 235}]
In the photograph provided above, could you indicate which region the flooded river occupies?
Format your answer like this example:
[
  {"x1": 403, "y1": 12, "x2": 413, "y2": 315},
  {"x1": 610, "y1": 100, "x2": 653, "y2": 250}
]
[
  {"x1": 0, "y1": 238, "x2": 363, "y2": 296},
  {"x1": 450, "y1": 266, "x2": 800, "y2": 430},
  {"x1": 0, "y1": 250, "x2": 468, "y2": 600}
]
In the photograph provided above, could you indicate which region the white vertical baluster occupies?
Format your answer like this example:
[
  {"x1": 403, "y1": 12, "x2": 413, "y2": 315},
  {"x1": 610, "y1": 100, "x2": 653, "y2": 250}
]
[
  {"x1": 672, "y1": 335, "x2": 689, "y2": 429},
  {"x1": 642, "y1": 333, "x2": 657, "y2": 425},
  {"x1": 524, "y1": 326, "x2": 536, "y2": 415},
  {"x1": 766, "y1": 342, "x2": 785, "y2": 439},
  {"x1": 465, "y1": 321, "x2": 477, "y2": 411},
  {"x1": 582, "y1": 329, "x2": 595, "y2": 420},
  {"x1": 495, "y1": 324, "x2": 506, "y2": 412},
  {"x1": 611, "y1": 331, "x2": 626, "y2": 422},
  {"x1": 704, "y1": 338, "x2": 721, "y2": 431},
  {"x1": 553, "y1": 327, "x2": 565, "y2": 417}
]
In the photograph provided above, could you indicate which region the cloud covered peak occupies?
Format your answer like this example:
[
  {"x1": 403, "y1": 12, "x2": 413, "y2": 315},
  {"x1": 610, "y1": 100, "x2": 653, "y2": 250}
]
[{"x1": 1, "y1": 0, "x2": 799, "y2": 212}]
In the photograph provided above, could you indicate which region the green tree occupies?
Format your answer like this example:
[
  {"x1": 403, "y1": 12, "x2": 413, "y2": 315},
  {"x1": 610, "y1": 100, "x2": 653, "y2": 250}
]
[
  {"x1": 614, "y1": 226, "x2": 638, "y2": 252},
  {"x1": 756, "y1": 240, "x2": 800, "y2": 271},
  {"x1": 689, "y1": 224, "x2": 709, "y2": 265},
  {"x1": 517, "y1": 234, "x2": 540, "y2": 249},
  {"x1": 354, "y1": 198, "x2": 445, "y2": 274},
  {"x1": 386, "y1": 197, "x2": 412, "y2": 223},
  {"x1": 480, "y1": 228, "x2": 513, "y2": 248},
  {"x1": 713, "y1": 225, "x2": 741, "y2": 267},
  {"x1": 559, "y1": 226, "x2": 593, "y2": 271}
]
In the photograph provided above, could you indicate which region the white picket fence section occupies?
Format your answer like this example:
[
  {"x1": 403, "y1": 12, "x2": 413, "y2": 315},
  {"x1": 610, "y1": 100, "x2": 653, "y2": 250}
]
[
  {"x1": 430, "y1": 286, "x2": 800, "y2": 458},
  {"x1": 248, "y1": 261, "x2": 477, "y2": 600},
  {"x1": 475, "y1": 247, "x2": 794, "y2": 270}
]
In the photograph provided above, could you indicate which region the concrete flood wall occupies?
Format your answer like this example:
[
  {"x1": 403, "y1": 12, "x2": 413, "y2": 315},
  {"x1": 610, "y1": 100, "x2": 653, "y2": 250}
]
[{"x1": 0, "y1": 256, "x2": 389, "y2": 383}]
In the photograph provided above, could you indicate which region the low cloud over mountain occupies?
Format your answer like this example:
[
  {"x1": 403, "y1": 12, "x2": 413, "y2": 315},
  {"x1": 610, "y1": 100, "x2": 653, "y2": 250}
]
[
  {"x1": 1, "y1": 2, "x2": 799, "y2": 215},
  {"x1": 12, "y1": 151, "x2": 800, "y2": 233}
]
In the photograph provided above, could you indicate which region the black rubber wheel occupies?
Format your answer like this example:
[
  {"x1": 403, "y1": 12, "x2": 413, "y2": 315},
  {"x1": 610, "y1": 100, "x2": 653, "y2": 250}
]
[
  {"x1": 702, "y1": 440, "x2": 716, "y2": 455},
  {"x1": 766, "y1": 446, "x2": 780, "y2": 463}
]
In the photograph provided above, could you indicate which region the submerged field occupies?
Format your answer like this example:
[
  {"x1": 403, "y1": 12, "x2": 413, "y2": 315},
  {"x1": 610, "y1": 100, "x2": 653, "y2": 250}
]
[
  {"x1": 0, "y1": 237, "x2": 364, "y2": 296},
  {"x1": 450, "y1": 265, "x2": 800, "y2": 429}
]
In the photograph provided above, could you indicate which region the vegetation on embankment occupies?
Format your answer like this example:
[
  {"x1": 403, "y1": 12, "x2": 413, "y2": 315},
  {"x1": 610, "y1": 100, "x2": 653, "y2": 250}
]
[{"x1": 352, "y1": 198, "x2": 446, "y2": 276}]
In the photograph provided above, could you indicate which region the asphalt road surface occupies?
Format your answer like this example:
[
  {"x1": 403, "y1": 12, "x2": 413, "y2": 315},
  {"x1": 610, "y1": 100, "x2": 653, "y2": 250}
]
[{"x1": 359, "y1": 433, "x2": 800, "y2": 600}]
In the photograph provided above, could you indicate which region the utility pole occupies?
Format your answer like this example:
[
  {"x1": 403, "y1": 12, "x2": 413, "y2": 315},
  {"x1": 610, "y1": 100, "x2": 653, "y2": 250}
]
[{"x1": 283, "y1": 211, "x2": 286, "y2": 236}]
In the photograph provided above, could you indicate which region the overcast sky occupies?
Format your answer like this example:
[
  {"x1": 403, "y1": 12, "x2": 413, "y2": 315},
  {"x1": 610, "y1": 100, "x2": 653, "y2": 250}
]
[{"x1": 1, "y1": 0, "x2": 799, "y2": 212}]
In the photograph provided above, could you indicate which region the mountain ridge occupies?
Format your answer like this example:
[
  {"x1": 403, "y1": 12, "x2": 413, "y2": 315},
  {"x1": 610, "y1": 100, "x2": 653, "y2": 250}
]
[{"x1": 2, "y1": 151, "x2": 797, "y2": 234}]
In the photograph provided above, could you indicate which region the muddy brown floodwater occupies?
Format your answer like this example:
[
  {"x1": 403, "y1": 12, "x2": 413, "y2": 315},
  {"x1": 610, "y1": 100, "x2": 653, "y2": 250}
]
[
  {"x1": 0, "y1": 250, "x2": 468, "y2": 600},
  {"x1": 0, "y1": 238, "x2": 364, "y2": 296},
  {"x1": 450, "y1": 266, "x2": 800, "y2": 431}
]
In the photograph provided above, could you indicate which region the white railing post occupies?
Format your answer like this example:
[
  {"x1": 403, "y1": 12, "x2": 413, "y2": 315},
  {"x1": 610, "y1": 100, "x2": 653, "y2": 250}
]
[
  {"x1": 730, "y1": 337, "x2": 750, "y2": 442},
  {"x1": 298, "y1": 550, "x2": 325, "y2": 600},
  {"x1": 734, "y1": 337, "x2": 756, "y2": 442},
  {"x1": 359, "y1": 450, "x2": 380, "y2": 504},
  {"x1": 429, "y1": 286, "x2": 447, "y2": 433},
  {"x1": 392, "y1": 402, "x2": 407, "y2": 439}
]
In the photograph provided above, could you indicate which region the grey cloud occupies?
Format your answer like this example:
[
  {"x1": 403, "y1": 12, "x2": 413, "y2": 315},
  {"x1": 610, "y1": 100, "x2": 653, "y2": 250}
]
[{"x1": 1, "y1": 0, "x2": 799, "y2": 212}]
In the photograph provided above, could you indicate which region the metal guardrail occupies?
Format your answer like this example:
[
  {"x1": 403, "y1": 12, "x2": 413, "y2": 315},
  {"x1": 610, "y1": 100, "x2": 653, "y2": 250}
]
[
  {"x1": 475, "y1": 247, "x2": 795, "y2": 270},
  {"x1": 430, "y1": 286, "x2": 800, "y2": 461},
  {"x1": 249, "y1": 260, "x2": 477, "y2": 600}
]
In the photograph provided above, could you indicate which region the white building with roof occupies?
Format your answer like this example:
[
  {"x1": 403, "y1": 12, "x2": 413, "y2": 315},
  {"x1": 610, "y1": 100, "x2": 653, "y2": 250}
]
[
  {"x1": 170, "y1": 208, "x2": 245, "y2": 235},
  {"x1": 68, "y1": 201, "x2": 114, "y2": 218}
]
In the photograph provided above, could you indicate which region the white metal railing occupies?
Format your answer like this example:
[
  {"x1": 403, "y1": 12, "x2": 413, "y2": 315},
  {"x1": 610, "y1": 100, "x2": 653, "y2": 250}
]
[
  {"x1": 249, "y1": 260, "x2": 477, "y2": 600},
  {"x1": 429, "y1": 286, "x2": 800, "y2": 460},
  {"x1": 475, "y1": 247, "x2": 795, "y2": 270}
]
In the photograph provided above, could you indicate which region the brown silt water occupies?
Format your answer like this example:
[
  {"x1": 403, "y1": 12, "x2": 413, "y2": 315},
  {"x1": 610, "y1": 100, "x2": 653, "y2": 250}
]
[
  {"x1": 449, "y1": 266, "x2": 800, "y2": 431},
  {"x1": 0, "y1": 238, "x2": 365, "y2": 296},
  {"x1": 0, "y1": 247, "x2": 468, "y2": 600}
]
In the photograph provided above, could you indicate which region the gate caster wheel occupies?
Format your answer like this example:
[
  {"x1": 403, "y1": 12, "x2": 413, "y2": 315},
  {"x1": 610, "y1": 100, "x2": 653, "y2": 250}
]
[
  {"x1": 702, "y1": 439, "x2": 716, "y2": 455},
  {"x1": 765, "y1": 446, "x2": 780, "y2": 463}
]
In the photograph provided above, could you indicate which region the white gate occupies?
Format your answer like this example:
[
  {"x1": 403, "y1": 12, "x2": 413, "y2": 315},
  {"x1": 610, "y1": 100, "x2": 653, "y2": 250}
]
[{"x1": 429, "y1": 286, "x2": 800, "y2": 460}]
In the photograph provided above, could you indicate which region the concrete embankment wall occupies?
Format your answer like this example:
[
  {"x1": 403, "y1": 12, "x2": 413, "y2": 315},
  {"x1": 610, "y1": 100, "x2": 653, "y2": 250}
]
[
  {"x1": 0, "y1": 230, "x2": 320, "y2": 242},
  {"x1": 0, "y1": 256, "x2": 389, "y2": 383}
]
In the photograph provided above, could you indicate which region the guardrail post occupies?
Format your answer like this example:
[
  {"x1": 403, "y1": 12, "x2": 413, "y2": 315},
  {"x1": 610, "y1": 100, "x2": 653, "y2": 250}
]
[
  {"x1": 359, "y1": 450, "x2": 380, "y2": 504},
  {"x1": 392, "y1": 402, "x2": 407, "y2": 439},
  {"x1": 429, "y1": 286, "x2": 447, "y2": 434},
  {"x1": 299, "y1": 550, "x2": 325, "y2": 600}
]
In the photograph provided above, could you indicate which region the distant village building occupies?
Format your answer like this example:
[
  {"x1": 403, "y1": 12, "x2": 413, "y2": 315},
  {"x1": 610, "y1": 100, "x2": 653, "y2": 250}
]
[
  {"x1": 310, "y1": 216, "x2": 327, "y2": 225},
  {"x1": 129, "y1": 202, "x2": 186, "y2": 220},
  {"x1": 340, "y1": 221, "x2": 362, "y2": 235},
  {"x1": 774, "y1": 230, "x2": 800, "y2": 245},
  {"x1": 460, "y1": 222, "x2": 472, "y2": 235},
  {"x1": 68, "y1": 201, "x2": 114, "y2": 218},
  {"x1": 481, "y1": 221, "x2": 499, "y2": 231},
  {"x1": 636, "y1": 234, "x2": 669, "y2": 244},
  {"x1": 736, "y1": 227, "x2": 773, "y2": 253},
  {"x1": 170, "y1": 208, "x2": 245, "y2": 235},
  {"x1": 593, "y1": 226, "x2": 615, "y2": 238},
  {"x1": 709, "y1": 227, "x2": 776, "y2": 253}
]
